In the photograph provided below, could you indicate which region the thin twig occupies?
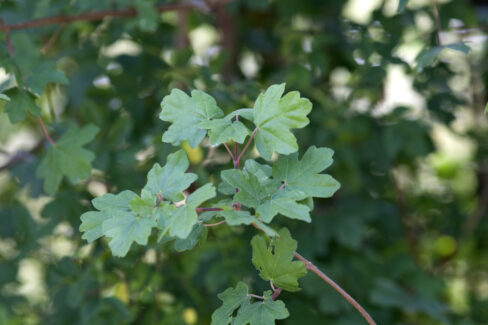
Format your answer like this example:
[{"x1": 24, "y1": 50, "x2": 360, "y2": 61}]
[
  {"x1": 433, "y1": 0, "x2": 442, "y2": 45},
  {"x1": 223, "y1": 143, "x2": 234, "y2": 160},
  {"x1": 41, "y1": 24, "x2": 64, "y2": 54},
  {"x1": 203, "y1": 220, "x2": 226, "y2": 227},
  {"x1": 247, "y1": 293, "x2": 265, "y2": 300},
  {"x1": 236, "y1": 127, "x2": 258, "y2": 163},
  {"x1": 196, "y1": 207, "x2": 223, "y2": 212},
  {"x1": 37, "y1": 117, "x2": 55, "y2": 146},
  {"x1": 293, "y1": 252, "x2": 376, "y2": 325}
]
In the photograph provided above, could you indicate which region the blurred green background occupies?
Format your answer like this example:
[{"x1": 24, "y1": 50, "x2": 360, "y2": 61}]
[{"x1": 0, "y1": 0, "x2": 487, "y2": 324}]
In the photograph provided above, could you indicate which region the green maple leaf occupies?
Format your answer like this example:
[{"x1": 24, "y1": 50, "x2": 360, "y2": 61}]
[
  {"x1": 24, "y1": 61, "x2": 68, "y2": 96},
  {"x1": 80, "y1": 190, "x2": 136, "y2": 244},
  {"x1": 217, "y1": 209, "x2": 278, "y2": 237},
  {"x1": 251, "y1": 228, "x2": 306, "y2": 292},
  {"x1": 128, "y1": 192, "x2": 156, "y2": 216},
  {"x1": 142, "y1": 149, "x2": 197, "y2": 202},
  {"x1": 4, "y1": 88, "x2": 40, "y2": 123},
  {"x1": 160, "y1": 183, "x2": 216, "y2": 239},
  {"x1": 160, "y1": 89, "x2": 223, "y2": 148},
  {"x1": 233, "y1": 297, "x2": 289, "y2": 325},
  {"x1": 253, "y1": 83, "x2": 312, "y2": 160},
  {"x1": 211, "y1": 282, "x2": 250, "y2": 325},
  {"x1": 173, "y1": 223, "x2": 207, "y2": 252},
  {"x1": 211, "y1": 282, "x2": 289, "y2": 325},
  {"x1": 80, "y1": 190, "x2": 158, "y2": 257},
  {"x1": 198, "y1": 115, "x2": 250, "y2": 146},
  {"x1": 102, "y1": 210, "x2": 156, "y2": 257},
  {"x1": 272, "y1": 146, "x2": 341, "y2": 198},
  {"x1": 36, "y1": 124, "x2": 99, "y2": 195},
  {"x1": 221, "y1": 166, "x2": 311, "y2": 223}
]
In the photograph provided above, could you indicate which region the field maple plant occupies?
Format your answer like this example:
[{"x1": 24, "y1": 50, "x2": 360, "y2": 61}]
[
  {"x1": 79, "y1": 84, "x2": 379, "y2": 324},
  {"x1": 1, "y1": 1, "x2": 487, "y2": 325}
]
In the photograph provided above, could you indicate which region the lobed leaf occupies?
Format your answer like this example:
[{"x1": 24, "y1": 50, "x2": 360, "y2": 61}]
[
  {"x1": 36, "y1": 124, "x2": 99, "y2": 195},
  {"x1": 211, "y1": 282, "x2": 289, "y2": 325},
  {"x1": 160, "y1": 89, "x2": 223, "y2": 148},
  {"x1": 142, "y1": 149, "x2": 197, "y2": 202},
  {"x1": 253, "y1": 83, "x2": 312, "y2": 160},
  {"x1": 251, "y1": 228, "x2": 306, "y2": 292}
]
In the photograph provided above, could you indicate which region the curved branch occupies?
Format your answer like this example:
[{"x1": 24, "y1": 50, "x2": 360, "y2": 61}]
[{"x1": 293, "y1": 252, "x2": 377, "y2": 325}]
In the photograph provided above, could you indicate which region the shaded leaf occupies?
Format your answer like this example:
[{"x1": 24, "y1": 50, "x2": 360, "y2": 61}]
[
  {"x1": 4, "y1": 88, "x2": 40, "y2": 123},
  {"x1": 36, "y1": 124, "x2": 99, "y2": 195}
]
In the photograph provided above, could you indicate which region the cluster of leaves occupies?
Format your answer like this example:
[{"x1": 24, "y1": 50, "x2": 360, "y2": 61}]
[{"x1": 79, "y1": 84, "x2": 340, "y2": 323}]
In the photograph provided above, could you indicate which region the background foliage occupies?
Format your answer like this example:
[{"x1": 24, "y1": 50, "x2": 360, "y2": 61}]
[{"x1": 0, "y1": 0, "x2": 487, "y2": 324}]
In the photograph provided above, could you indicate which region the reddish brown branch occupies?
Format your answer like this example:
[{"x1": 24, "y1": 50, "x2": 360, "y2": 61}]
[
  {"x1": 196, "y1": 207, "x2": 223, "y2": 212},
  {"x1": 223, "y1": 143, "x2": 235, "y2": 160},
  {"x1": 236, "y1": 127, "x2": 258, "y2": 163},
  {"x1": 0, "y1": 1, "x2": 232, "y2": 32},
  {"x1": 293, "y1": 252, "x2": 376, "y2": 325},
  {"x1": 203, "y1": 220, "x2": 226, "y2": 227},
  {"x1": 37, "y1": 117, "x2": 55, "y2": 146}
]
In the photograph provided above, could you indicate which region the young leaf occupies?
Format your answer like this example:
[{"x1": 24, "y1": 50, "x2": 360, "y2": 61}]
[
  {"x1": 36, "y1": 124, "x2": 99, "y2": 195},
  {"x1": 221, "y1": 168, "x2": 311, "y2": 223},
  {"x1": 251, "y1": 228, "x2": 306, "y2": 292},
  {"x1": 128, "y1": 193, "x2": 156, "y2": 217},
  {"x1": 160, "y1": 89, "x2": 223, "y2": 148},
  {"x1": 211, "y1": 282, "x2": 289, "y2": 325},
  {"x1": 272, "y1": 146, "x2": 341, "y2": 198},
  {"x1": 198, "y1": 117, "x2": 250, "y2": 146},
  {"x1": 161, "y1": 183, "x2": 216, "y2": 239},
  {"x1": 4, "y1": 88, "x2": 40, "y2": 123},
  {"x1": 253, "y1": 84, "x2": 312, "y2": 160},
  {"x1": 142, "y1": 149, "x2": 198, "y2": 202}
]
